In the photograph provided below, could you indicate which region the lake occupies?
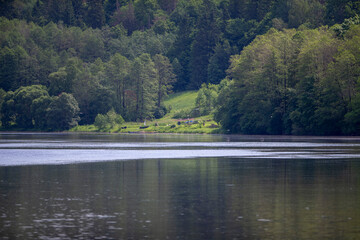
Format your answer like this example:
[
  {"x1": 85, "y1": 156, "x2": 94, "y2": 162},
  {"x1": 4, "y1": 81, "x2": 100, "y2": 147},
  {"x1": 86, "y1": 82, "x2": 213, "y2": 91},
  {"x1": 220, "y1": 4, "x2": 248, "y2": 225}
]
[{"x1": 1, "y1": 132, "x2": 360, "y2": 239}]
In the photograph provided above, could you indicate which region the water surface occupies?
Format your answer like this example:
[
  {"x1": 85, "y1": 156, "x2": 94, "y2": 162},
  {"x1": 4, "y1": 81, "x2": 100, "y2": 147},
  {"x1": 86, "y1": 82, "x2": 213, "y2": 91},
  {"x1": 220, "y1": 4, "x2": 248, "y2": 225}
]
[{"x1": 0, "y1": 133, "x2": 360, "y2": 239}]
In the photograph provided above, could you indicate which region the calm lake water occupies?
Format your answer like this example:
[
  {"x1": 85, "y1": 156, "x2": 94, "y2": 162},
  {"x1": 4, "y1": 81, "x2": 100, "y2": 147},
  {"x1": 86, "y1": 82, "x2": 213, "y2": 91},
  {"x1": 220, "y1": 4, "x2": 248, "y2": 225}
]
[{"x1": 1, "y1": 133, "x2": 360, "y2": 239}]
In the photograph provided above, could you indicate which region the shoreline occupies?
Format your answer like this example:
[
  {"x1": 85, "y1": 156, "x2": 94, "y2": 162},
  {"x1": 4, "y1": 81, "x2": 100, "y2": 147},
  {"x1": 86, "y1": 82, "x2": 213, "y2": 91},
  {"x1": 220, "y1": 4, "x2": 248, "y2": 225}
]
[{"x1": 2, "y1": 130, "x2": 360, "y2": 142}]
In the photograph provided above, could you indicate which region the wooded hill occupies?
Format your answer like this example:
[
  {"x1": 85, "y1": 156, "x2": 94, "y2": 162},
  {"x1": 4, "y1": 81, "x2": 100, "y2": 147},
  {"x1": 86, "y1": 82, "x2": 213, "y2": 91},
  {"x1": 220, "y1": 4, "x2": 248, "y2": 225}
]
[{"x1": 1, "y1": 0, "x2": 360, "y2": 134}]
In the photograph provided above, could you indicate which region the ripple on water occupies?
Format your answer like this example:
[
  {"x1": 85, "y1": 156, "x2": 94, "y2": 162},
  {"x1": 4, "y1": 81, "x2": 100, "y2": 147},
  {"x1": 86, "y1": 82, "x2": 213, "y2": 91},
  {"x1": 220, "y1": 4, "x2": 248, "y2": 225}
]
[{"x1": 257, "y1": 219, "x2": 272, "y2": 222}]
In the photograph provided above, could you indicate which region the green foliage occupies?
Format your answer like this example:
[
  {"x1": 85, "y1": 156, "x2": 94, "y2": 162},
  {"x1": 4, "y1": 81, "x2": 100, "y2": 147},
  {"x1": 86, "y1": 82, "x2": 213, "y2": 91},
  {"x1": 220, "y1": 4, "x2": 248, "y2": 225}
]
[
  {"x1": 287, "y1": 0, "x2": 325, "y2": 28},
  {"x1": 326, "y1": 0, "x2": 360, "y2": 25},
  {"x1": 12, "y1": 85, "x2": 49, "y2": 128},
  {"x1": 195, "y1": 83, "x2": 218, "y2": 116},
  {"x1": 172, "y1": 109, "x2": 193, "y2": 119},
  {"x1": 207, "y1": 40, "x2": 232, "y2": 84},
  {"x1": 31, "y1": 95, "x2": 54, "y2": 129},
  {"x1": 3, "y1": 0, "x2": 360, "y2": 135},
  {"x1": 188, "y1": 0, "x2": 220, "y2": 89},
  {"x1": 0, "y1": 85, "x2": 80, "y2": 130},
  {"x1": 105, "y1": 53, "x2": 130, "y2": 115},
  {"x1": 134, "y1": 0, "x2": 159, "y2": 28},
  {"x1": 0, "y1": 91, "x2": 15, "y2": 128},
  {"x1": 94, "y1": 113, "x2": 108, "y2": 130},
  {"x1": 164, "y1": 90, "x2": 197, "y2": 113},
  {"x1": 333, "y1": 15, "x2": 360, "y2": 38},
  {"x1": 46, "y1": 93, "x2": 80, "y2": 130},
  {"x1": 216, "y1": 24, "x2": 360, "y2": 135},
  {"x1": 130, "y1": 53, "x2": 158, "y2": 120},
  {"x1": 153, "y1": 104, "x2": 169, "y2": 119},
  {"x1": 87, "y1": 0, "x2": 105, "y2": 29},
  {"x1": 344, "y1": 94, "x2": 360, "y2": 134},
  {"x1": 94, "y1": 109, "x2": 125, "y2": 130},
  {"x1": 0, "y1": 45, "x2": 28, "y2": 91},
  {"x1": 153, "y1": 54, "x2": 176, "y2": 108}
]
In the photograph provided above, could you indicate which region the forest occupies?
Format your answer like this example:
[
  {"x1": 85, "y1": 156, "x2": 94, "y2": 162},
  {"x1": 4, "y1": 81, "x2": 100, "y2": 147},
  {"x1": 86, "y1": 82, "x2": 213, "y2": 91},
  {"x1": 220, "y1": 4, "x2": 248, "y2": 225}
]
[{"x1": 1, "y1": 0, "x2": 360, "y2": 134}]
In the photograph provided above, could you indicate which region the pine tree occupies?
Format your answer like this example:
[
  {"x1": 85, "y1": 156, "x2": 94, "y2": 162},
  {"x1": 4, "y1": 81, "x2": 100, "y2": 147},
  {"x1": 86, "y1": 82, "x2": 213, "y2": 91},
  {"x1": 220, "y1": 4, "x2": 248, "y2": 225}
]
[
  {"x1": 189, "y1": 0, "x2": 220, "y2": 89},
  {"x1": 153, "y1": 54, "x2": 176, "y2": 108},
  {"x1": 87, "y1": 0, "x2": 105, "y2": 28}
]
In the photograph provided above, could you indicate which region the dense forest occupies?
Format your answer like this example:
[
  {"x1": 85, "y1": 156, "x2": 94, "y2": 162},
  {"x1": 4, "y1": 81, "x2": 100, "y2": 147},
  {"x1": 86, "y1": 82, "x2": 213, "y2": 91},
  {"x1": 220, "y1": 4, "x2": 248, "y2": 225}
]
[{"x1": 1, "y1": 0, "x2": 360, "y2": 134}]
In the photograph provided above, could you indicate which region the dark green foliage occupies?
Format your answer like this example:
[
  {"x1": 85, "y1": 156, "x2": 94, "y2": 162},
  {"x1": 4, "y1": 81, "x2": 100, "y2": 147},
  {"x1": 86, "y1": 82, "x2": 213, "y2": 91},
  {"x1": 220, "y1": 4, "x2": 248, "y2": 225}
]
[
  {"x1": 134, "y1": 0, "x2": 159, "y2": 29},
  {"x1": 216, "y1": 25, "x2": 360, "y2": 135},
  {"x1": 111, "y1": 2, "x2": 138, "y2": 33},
  {"x1": 86, "y1": 86, "x2": 115, "y2": 124},
  {"x1": 153, "y1": 104, "x2": 169, "y2": 119},
  {"x1": 0, "y1": 85, "x2": 80, "y2": 130},
  {"x1": 87, "y1": 0, "x2": 106, "y2": 28},
  {"x1": 287, "y1": 0, "x2": 325, "y2": 28},
  {"x1": 46, "y1": 93, "x2": 80, "y2": 130},
  {"x1": 2, "y1": 0, "x2": 360, "y2": 135},
  {"x1": 207, "y1": 40, "x2": 232, "y2": 84},
  {"x1": 188, "y1": 0, "x2": 220, "y2": 89},
  {"x1": 326, "y1": 0, "x2": 360, "y2": 25},
  {"x1": 105, "y1": 53, "x2": 130, "y2": 115},
  {"x1": 31, "y1": 95, "x2": 54, "y2": 129},
  {"x1": 12, "y1": 85, "x2": 49, "y2": 128},
  {"x1": 333, "y1": 14, "x2": 360, "y2": 38},
  {"x1": 153, "y1": 54, "x2": 176, "y2": 108},
  {"x1": 1, "y1": 91, "x2": 15, "y2": 128},
  {"x1": 0, "y1": 46, "x2": 28, "y2": 91}
]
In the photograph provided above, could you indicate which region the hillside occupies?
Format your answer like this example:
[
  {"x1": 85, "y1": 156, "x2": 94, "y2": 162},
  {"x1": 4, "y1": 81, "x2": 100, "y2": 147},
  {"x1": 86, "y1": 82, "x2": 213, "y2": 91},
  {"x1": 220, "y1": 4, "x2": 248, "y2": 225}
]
[
  {"x1": 1, "y1": 0, "x2": 360, "y2": 135},
  {"x1": 71, "y1": 90, "x2": 221, "y2": 134}
]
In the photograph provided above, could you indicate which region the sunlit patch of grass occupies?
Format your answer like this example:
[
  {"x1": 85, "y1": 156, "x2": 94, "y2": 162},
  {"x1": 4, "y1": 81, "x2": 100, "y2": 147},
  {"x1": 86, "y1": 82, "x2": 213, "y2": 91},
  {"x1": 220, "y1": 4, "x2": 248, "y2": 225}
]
[
  {"x1": 70, "y1": 91, "x2": 222, "y2": 134},
  {"x1": 70, "y1": 125, "x2": 97, "y2": 132},
  {"x1": 164, "y1": 91, "x2": 197, "y2": 117}
]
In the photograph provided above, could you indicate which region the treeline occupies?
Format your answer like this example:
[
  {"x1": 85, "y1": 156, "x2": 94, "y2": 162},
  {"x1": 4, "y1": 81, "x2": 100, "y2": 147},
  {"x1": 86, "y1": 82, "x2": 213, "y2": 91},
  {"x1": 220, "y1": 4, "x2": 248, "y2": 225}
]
[
  {"x1": 1, "y1": 0, "x2": 359, "y2": 91},
  {"x1": 0, "y1": 17, "x2": 175, "y2": 129},
  {"x1": 213, "y1": 21, "x2": 360, "y2": 135},
  {"x1": 1, "y1": 0, "x2": 360, "y2": 132},
  {"x1": 1, "y1": 85, "x2": 80, "y2": 130}
]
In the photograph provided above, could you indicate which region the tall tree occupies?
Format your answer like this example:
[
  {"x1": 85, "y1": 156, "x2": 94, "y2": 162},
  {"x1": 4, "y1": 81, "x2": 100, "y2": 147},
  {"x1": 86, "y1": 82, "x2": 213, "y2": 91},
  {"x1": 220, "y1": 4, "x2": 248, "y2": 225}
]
[
  {"x1": 87, "y1": 0, "x2": 105, "y2": 28},
  {"x1": 288, "y1": 0, "x2": 325, "y2": 28},
  {"x1": 189, "y1": 0, "x2": 220, "y2": 89},
  {"x1": 153, "y1": 54, "x2": 176, "y2": 108},
  {"x1": 111, "y1": 1, "x2": 138, "y2": 33},
  {"x1": 130, "y1": 53, "x2": 157, "y2": 120},
  {"x1": 106, "y1": 53, "x2": 131, "y2": 115},
  {"x1": 134, "y1": 0, "x2": 159, "y2": 28},
  {"x1": 207, "y1": 40, "x2": 232, "y2": 84}
]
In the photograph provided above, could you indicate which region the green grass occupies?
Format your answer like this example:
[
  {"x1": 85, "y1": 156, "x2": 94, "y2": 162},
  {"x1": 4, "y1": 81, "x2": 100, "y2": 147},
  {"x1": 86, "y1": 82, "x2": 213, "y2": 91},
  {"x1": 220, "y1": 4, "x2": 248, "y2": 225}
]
[
  {"x1": 164, "y1": 91, "x2": 197, "y2": 113},
  {"x1": 70, "y1": 91, "x2": 221, "y2": 134},
  {"x1": 69, "y1": 125, "x2": 97, "y2": 132}
]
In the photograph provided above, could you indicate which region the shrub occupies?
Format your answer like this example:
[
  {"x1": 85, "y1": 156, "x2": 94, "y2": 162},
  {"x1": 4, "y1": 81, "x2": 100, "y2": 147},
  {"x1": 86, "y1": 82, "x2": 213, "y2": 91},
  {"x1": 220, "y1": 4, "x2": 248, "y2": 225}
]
[{"x1": 94, "y1": 109, "x2": 125, "y2": 130}]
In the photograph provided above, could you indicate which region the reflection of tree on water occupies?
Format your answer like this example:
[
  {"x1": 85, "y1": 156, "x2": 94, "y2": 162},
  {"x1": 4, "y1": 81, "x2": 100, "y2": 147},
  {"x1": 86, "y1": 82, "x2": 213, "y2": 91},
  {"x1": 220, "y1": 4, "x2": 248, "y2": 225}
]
[{"x1": 1, "y1": 134, "x2": 360, "y2": 239}]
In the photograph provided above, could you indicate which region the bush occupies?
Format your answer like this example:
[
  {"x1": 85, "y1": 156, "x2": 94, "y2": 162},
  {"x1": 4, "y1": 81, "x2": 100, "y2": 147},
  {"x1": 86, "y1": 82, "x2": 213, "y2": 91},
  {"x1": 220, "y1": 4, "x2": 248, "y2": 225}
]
[
  {"x1": 46, "y1": 93, "x2": 80, "y2": 131},
  {"x1": 154, "y1": 104, "x2": 169, "y2": 119},
  {"x1": 94, "y1": 114, "x2": 108, "y2": 130},
  {"x1": 172, "y1": 109, "x2": 192, "y2": 119},
  {"x1": 94, "y1": 109, "x2": 125, "y2": 130}
]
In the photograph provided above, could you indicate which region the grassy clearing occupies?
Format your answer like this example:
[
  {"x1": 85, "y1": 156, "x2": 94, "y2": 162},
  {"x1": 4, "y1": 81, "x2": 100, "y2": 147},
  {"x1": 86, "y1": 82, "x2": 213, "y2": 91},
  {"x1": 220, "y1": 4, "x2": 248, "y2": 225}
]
[
  {"x1": 164, "y1": 91, "x2": 197, "y2": 111},
  {"x1": 70, "y1": 91, "x2": 221, "y2": 134}
]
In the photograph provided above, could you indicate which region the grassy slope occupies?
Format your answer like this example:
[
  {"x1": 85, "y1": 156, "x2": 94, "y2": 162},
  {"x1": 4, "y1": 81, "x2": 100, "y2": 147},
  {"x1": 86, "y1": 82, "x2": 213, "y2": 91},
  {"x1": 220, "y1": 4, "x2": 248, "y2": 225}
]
[
  {"x1": 71, "y1": 91, "x2": 220, "y2": 134},
  {"x1": 165, "y1": 91, "x2": 197, "y2": 112}
]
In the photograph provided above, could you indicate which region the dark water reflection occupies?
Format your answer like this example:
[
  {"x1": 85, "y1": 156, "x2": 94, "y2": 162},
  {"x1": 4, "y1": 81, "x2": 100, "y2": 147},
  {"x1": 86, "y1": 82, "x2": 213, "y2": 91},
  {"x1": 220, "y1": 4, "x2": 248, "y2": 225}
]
[{"x1": 0, "y1": 133, "x2": 360, "y2": 239}]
